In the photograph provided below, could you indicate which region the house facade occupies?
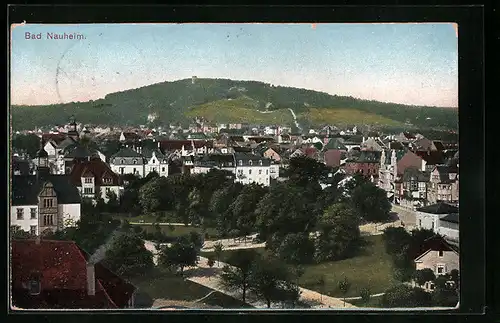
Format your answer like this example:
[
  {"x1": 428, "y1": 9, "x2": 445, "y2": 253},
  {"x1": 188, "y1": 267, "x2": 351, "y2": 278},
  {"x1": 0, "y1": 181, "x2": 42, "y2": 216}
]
[
  {"x1": 415, "y1": 202, "x2": 459, "y2": 242},
  {"x1": 69, "y1": 159, "x2": 123, "y2": 203},
  {"x1": 427, "y1": 165, "x2": 459, "y2": 204},
  {"x1": 11, "y1": 147, "x2": 81, "y2": 236},
  {"x1": 142, "y1": 148, "x2": 169, "y2": 177},
  {"x1": 109, "y1": 147, "x2": 147, "y2": 177},
  {"x1": 414, "y1": 236, "x2": 459, "y2": 276}
]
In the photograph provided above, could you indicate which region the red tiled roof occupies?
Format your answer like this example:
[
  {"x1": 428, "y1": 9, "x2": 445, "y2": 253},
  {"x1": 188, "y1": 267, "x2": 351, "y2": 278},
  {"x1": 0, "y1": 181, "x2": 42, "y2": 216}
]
[
  {"x1": 304, "y1": 147, "x2": 318, "y2": 158},
  {"x1": 11, "y1": 239, "x2": 135, "y2": 309},
  {"x1": 323, "y1": 149, "x2": 344, "y2": 168},
  {"x1": 69, "y1": 159, "x2": 121, "y2": 186}
]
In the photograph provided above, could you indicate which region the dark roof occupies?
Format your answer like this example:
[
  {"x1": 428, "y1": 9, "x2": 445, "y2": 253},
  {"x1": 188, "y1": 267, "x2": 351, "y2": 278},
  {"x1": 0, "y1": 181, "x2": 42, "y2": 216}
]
[
  {"x1": 141, "y1": 148, "x2": 165, "y2": 159},
  {"x1": 389, "y1": 141, "x2": 405, "y2": 150},
  {"x1": 12, "y1": 175, "x2": 81, "y2": 206},
  {"x1": 159, "y1": 140, "x2": 213, "y2": 152},
  {"x1": 324, "y1": 138, "x2": 347, "y2": 151},
  {"x1": 69, "y1": 159, "x2": 121, "y2": 186},
  {"x1": 111, "y1": 147, "x2": 143, "y2": 158},
  {"x1": 41, "y1": 133, "x2": 67, "y2": 145},
  {"x1": 417, "y1": 202, "x2": 459, "y2": 214},
  {"x1": 440, "y1": 213, "x2": 459, "y2": 224},
  {"x1": 121, "y1": 132, "x2": 141, "y2": 140},
  {"x1": 65, "y1": 146, "x2": 99, "y2": 159},
  {"x1": 57, "y1": 137, "x2": 77, "y2": 150},
  {"x1": 234, "y1": 152, "x2": 272, "y2": 166},
  {"x1": 415, "y1": 150, "x2": 445, "y2": 165},
  {"x1": 402, "y1": 167, "x2": 430, "y2": 182},
  {"x1": 11, "y1": 239, "x2": 135, "y2": 309},
  {"x1": 12, "y1": 158, "x2": 31, "y2": 175},
  {"x1": 233, "y1": 146, "x2": 253, "y2": 153},
  {"x1": 247, "y1": 137, "x2": 275, "y2": 144},
  {"x1": 433, "y1": 165, "x2": 457, "y2": 183},
  {"x1": 194, "y1": 154, "x2": 235, "y2": 168},
  {"x1": 412, "y1": 235, "x2": 459, "y2": 260},
  {"x1": 433, "y1": 141, "x2": 445, "y2": 151}
]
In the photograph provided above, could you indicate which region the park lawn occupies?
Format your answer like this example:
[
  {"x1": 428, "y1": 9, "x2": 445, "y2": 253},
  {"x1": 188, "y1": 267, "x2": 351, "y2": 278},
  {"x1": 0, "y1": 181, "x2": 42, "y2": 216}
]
[
  {"x1": 109, "y1": 212, "x2": 176, "y2": 224},
  {"x1": 299, "y1": 235, "x2": 397, "y2": 298},
  {"x1": 131, "y1": 268, "x2": 250, "y2": 308},
  {"x1": 349, "y1": 295, "x2": 384, "y2": 308},
  {"x1": 135, "y1": 224, "x2": 219, "y2": 238},
  {"x1": 200, "y1": 247, "x2": 269, "y2": 261},
  {"x1": 201, "y1": 235, "x2": 396, "y2": 299}
]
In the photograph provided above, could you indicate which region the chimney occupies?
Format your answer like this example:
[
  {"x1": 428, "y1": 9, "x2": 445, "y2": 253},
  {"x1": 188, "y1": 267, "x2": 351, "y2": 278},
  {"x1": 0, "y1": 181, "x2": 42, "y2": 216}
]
[{"x1": 86, "y1": 263, "x2": 96, "y2": 296}]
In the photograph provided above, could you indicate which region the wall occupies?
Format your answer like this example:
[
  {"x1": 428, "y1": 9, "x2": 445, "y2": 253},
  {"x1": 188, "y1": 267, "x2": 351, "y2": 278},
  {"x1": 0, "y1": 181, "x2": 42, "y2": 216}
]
[
  {"x1": 11, "y1": 205, "x2": 38, "y2": 234},
  {"x1": 415, "y1": 250, "x2": 459, "y2": 275},
  {"x1": 416, "y1": 211, "x2": 440, "y2": 232},
  {"x1": 110, "y1": 164, "x2": 145, "y2": 177},
  {"x1": 235, "y1": 166, "x2": 271, "y2": 186}
]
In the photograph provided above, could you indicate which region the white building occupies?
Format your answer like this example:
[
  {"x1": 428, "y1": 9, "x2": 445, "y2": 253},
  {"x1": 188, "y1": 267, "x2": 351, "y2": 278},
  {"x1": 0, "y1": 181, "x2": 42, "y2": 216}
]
[
  {"x1": 143, "y1": 148, "x2": 169, "y2": 177},
  {"x1": 414, "y1": 236, "x2": 459, "y2": 277},
  {"x1": 11, "y1": 148, "x2": 81, "y2": 236},
  {"x1": 109, "y1": 147, "x2": 147, "y2": 177},
  {"x1": 415, "y1": 202, "x2": 459, "y2": 243}
]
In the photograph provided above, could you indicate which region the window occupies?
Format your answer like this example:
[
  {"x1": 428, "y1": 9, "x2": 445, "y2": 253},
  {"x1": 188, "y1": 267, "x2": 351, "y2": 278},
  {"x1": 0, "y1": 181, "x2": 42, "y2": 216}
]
[
  {"x1": 17, "y1": 208, "x2": 24, "y2": 220},
  {"x1": 30, "y1": 225, "x2": 37, "y2": 236},
  {"x1": 266, "y1": 170, "x2": 269, "y2": 175},
  {"x1": 438, "y1": 250, "x2": 444, "y2": 257},
  {"x1": 133, "y1": 168, "x2": 137, "y2": 174},
  {"x1": 43, "y1": 214, "x2": 54, "y2": 226},
  {"x1": 103, "y1": 177, "x2": 112, "y2": 184},
  {"x1": 30, "y1": 208, "x2": 37, "y2": 219},
  {"x1": 28, "y1": 279, "x2": 41, "y2": 295},
  {"x1": 84, "y1": 177, "x2": 93, "y2": 183},
  {"x1": 431, "y1": 221, "x2": 434, "y2": 230},
  {"x1": 43, "y1": 199, "x2": 53, "y2": 208},
  {"x1": 120, "y1": 159, "x2": 124, "y2": 164},
  {"x1": 152, "y1": 159, "x2": 156, "y2": 164},
  {"x1": 419, "y1": 219, "x2": 422, "y2": 227},
  {"x1": 437, "y1": 266, "x2": 444, "y2": 274},
  {"x1": 133, "y1": 159, "x2": 138, "y2": 165},
  {"x1": 259, "y1": 170, "x2": 262, "y2": 175},
  {"x1": 238, "y1": 169, "x2": 243, "y2": 175},
  {"x1": 120, "y1": 167, "x2": 124, "y2": 175},
  {"x1": 162, "y1": 167, "x2": 165, "y2": 172},
  {"x1": 249, "y1": 169, "x2": 252, "y2": 175},
  {"x1": 249, "y1": 160, "x2": 253, "y2": 166},
  {"x1": 429, "y1": 283, "x2": 435, "y2": 290},
  {"x1": 84, "y1": 187, "x2": 93, "y2": 194},
  {"x1": 259, "y1": 160, "x2": 263, "y2": 166}
]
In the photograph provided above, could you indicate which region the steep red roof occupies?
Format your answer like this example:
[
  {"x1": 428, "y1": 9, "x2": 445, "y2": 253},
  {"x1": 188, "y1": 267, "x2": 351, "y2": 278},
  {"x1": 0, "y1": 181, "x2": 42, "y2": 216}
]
[
  {"x1": 69, "y1": 159, "x2": 121, "y2": 186},
  {"x1": 323, "y1": 149, "x2": 344, "y2": 168},
  {"x1": 10, "y1": 239, "x2": 135, "y2": 309}
]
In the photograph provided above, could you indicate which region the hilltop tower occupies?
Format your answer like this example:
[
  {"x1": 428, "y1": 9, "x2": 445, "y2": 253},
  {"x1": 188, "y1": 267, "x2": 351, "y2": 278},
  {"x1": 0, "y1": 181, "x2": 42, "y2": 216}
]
[{"x1": 192, "y1": 76, "x2": 197, "y2": 84}]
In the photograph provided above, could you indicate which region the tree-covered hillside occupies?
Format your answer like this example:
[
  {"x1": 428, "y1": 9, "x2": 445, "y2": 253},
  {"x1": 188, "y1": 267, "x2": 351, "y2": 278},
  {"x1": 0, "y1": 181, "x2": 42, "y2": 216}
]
[{"x1": 10, "y1": 78, "x2": 458, "y2": 130}]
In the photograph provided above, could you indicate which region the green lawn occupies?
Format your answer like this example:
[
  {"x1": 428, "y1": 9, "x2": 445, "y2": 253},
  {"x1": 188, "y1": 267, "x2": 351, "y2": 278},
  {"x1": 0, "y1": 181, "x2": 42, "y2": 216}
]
[
  {"x1": 298, "y1": 235, "x2": 397, "y2": 298},
  {"x1": 349, "y1": 295, "x2": 384, "y2": 308},
  {"x1": 201, "y1": 235, "x2": 396, "y2": 298},
  {"x1": 109, "y1": 212, "x2": 177, "y2": 224},
  {"x1": 134, "y1": 224, "x2": 219, "y2": 238},
  {"x1": 130, "y1": 268, "x2": 250, "y2": 308}
]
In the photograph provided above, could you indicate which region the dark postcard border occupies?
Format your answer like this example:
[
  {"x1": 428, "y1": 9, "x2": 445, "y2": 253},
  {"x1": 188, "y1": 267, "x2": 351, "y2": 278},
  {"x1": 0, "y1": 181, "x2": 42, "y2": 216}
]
[{"x1": 6, "y1": 4, "x2": 486, "y2": 323}]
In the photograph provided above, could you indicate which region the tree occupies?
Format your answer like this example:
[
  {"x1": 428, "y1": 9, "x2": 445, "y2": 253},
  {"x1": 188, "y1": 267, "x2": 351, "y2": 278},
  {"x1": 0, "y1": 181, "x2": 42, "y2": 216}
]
[
  {"x1": 360, "y1": 287, "x2": 371, "y2": 304},
  {"x1": 219, "y1": 249, "x2": 259, "y2": 303},
  {"x1": 187, "y1": 231, "x2": 203, "y2": 250},
  {"x1": 230, "y1": 184, "x2": 268, "y2": 241},
  {"x1": 103, "y1": 232, "x2": 154, "y2": 278},
  {"x1": 10, "y1": 226, "x2": 32, "y2": 239},
  {"x1": 314, "y1": 203, "x2": 361, "y2": 262},
  {"x1": 432, "y1": 282, "x2": 459, "y2": 307},
  {"x1": 157, "y1": 238, "x2": 198, "y2": 276},
  {"x1": 413, "y1": 269, "x2": 436, "y2": 286},
  {"x1": 209, "y1": 183, "x2": 244, "y2": 237},
  {"x1": 255, "y1": 183, "x2": 318, "y2": 242},
  {"x1": 338, "y1": 276, "x2": 351, "y2": 307},
  {"x1": 213, "y1": 241, "x2": 224, "y2": 266},
  {"x1": 382, "y1": 227, "x2": 412, "y2": 256},
  {"x1": 286, "y1": 155, "x2": 330, "y2": 187},
  {"x1": 273, "y1": 232, "x2": 315, "y2": 265},
  {"x1": 249, "y1": 257, "x2": 298, "y2": 308},
  {"x1": 350, "y1": 182, "x2": 391, "y2": 222},
  {"x1": 139, "y1": 176, "x2": 172, "y2": 214},
  {"x1": 380, "y1": 284, "x2": 433, "y2": 308}
]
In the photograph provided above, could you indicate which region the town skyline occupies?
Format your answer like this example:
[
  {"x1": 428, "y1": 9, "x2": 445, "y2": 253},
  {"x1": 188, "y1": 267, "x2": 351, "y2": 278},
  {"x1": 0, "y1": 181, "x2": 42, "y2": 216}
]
[{"x1": 11, "y1": 23, "x2": 458, "y2": 108}]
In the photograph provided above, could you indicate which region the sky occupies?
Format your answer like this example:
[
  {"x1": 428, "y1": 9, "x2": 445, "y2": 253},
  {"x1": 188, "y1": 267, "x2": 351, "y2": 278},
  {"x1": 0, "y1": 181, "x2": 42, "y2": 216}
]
[{"x1": 10, "y1": 23, "x2": 458, "y2": 107}]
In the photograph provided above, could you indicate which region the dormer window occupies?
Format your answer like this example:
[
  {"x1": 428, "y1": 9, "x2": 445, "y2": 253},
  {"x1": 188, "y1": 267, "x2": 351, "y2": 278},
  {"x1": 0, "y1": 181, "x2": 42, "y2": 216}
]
[
  {"x1": 133, "y1": 159, "x2": 138, "y2": 164},
  {"x1": 103, "y1": 177, "x2": 112, "y2": 184},
  {"x1": 84, "y1": 177, "x2": 93, "y2": 184},
  {"x1": 249, "y1": 160, "x2": 253, "y2": 166},
  {"x1": 238, "y1": 160, "x2": 243, "y2": 166},
  {"x1": 120, "y1": 159, "x2": 124, "y2": 164},
  {"x1": 259, "y1": 160, "x2": 263, "y2": 166}
]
